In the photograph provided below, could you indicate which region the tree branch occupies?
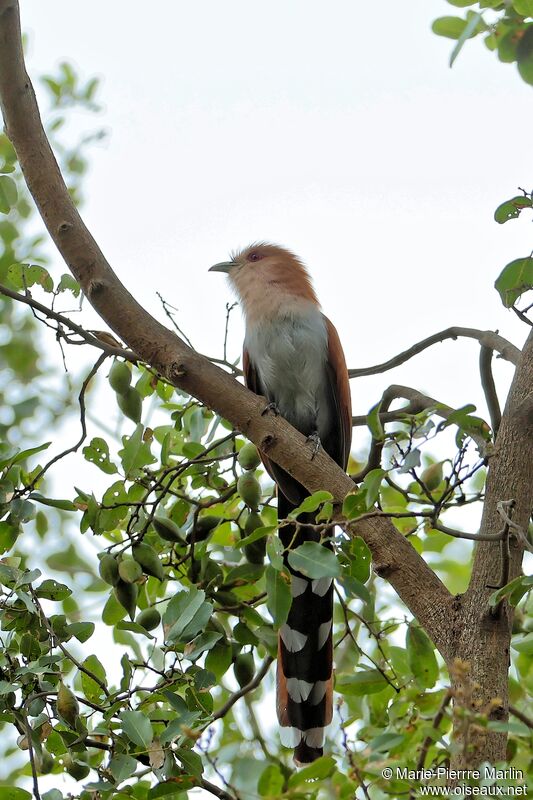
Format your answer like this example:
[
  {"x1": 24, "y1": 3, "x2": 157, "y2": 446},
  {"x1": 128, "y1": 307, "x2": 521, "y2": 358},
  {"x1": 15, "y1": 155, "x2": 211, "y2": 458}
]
[
  {"x1": 479, "y1": 345, "x2": 501, "y2": 437},
  {"x1": 0, "y1": 0, "x2": 455, "y2": 659},
  {"x1": 348, "y1": 326, "x2": 521, "y2": 377},
  {"x1": 211, "y1": 656, "x2": 273, "y2": 722}
]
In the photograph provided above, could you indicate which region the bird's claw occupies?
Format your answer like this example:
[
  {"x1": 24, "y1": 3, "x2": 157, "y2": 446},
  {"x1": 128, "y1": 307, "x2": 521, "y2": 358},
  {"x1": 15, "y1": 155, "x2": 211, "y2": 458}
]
[
  {"x1": 306, "y1": 431, "x2": 321, "y2": 460},
  {"x1": 261, "y1": 401, "x2": 280, "y2": 416}
]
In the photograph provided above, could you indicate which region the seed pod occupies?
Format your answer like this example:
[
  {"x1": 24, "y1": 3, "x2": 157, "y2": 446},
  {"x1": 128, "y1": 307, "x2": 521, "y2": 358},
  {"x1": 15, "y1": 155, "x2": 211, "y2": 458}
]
[
  {"x1": 132, "y1": 542, "x2": 165, "y2": 581},
  {"x1": 237, "y1": 443, "x2": 261, "y2": 471},
  {"x1": 63, "y1": 754, "x2": 90, "y2": 780},
  {"x1": 421, "y1": 462, "x2": 443, "y2": 492},
  {"x1": 57, "y1": 681, "x2": 79, "y2": 729},
  {"x1": 237, "y1": 473, "x2": 261, "y2": 511},
  {"x1": 99, "y1": 553, "x2": 120, "y2": 586},
  {"x1": 115, "y1": 579, "x2": 138, "y2": 620},
  {"x1": 118, "y1": 557, "x2": 143, "y2": 584},
  {"x1": 153, "y1": 516, "x2": 185, "y2": 543},
  {"x1": 233, "y1": 652, "x2": 255, "y2": 688},
  {"x1": 136, "y1": 607, "x2": 161, "y2": 631},
  {"x1": 39, "y1": 747, "x2": 54, "y2": 775},
  {"x1": 117, "y1": 386, "x2": 142, "y2": 423},
  {"x1": 108, "y1": 359, "x2": 131, "y2": 395},
  {"x1": 243, "y1": 512, "x2": 266, "y2": 564}
]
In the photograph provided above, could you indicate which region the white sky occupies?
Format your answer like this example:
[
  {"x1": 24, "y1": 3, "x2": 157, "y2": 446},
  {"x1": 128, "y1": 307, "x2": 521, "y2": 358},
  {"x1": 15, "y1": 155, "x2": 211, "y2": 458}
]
[
  {"x1": 22, "y1": 0, "x2": 532, "y2": 442},
  {"x1": 10, "y1": 1, "x2": 533, "y2": 796}
]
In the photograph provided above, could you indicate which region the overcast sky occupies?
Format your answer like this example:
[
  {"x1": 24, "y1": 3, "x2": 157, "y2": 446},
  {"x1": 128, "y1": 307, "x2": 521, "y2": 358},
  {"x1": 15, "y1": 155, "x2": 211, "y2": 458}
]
[
  {"x1": 12, "y1": 1, "x2": 533, "y2": 795},
  {"x1": 22, "y1": 0, "x2": 532, "y2": 446}
]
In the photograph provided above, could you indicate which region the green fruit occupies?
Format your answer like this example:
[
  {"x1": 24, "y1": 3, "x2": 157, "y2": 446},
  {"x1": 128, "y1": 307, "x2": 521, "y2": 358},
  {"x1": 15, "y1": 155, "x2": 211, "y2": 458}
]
[
  {"x1": 109, "y1": 359, "x2": 131, "y2": 395},
  {"x1": 132, "y1": 542, "x2": 165, "y2": 581},
  {"x1": 136, "y1": 607, "x2": 161, "y2": 631},
  {"x1": 99, "y1": 553, "x2": 120, "y2": 586},
  {"x1": 57, "y1": 681, "x2": 79, "y2": 728},
  {"x1": 243, "y1": 512, "x2": 266, "y2": 564},
  {"x1": 238, "y1": 443, "x2": 261, "y2": 471},
  {"x1": 233, "y1": 652, "x2": 255, "y2": 688},
  {"x1": 153, "y1": 516, "x2": 185, "y2": 543},
  {"x1": 115, "y1": 580, "x2": 138, "y2": 620},
  {"x1": 421, "y1": 462, "x2": 443, "y2": 492},
  {"x1": 117, "y1": 386, "x2": 142, "y2": 423},
  {"x1": 237, "y1": 473, "x2": 261, "y2": 510},
  {"x1": 63, "y1": 754, "x2": 90, "y2": 780},
  {"x1": 195, "y1": 515, "x2": 222, "y2": 535},
  {"x1": 118, "y1": 557, "x2": 143, "y2": 584},
  {"x1": 38, "y1": 747, "x2": 54, "y2": 775}
]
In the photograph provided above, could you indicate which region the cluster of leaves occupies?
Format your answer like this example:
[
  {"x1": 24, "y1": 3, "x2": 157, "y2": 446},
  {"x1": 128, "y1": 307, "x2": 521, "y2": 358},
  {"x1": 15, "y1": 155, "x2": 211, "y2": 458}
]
[
  {"x1": 432, "y1": 0, "x2": 533, "y2": 85},
  {"x1": 0, "y1": 330, "x2": 531, "y2": 800}
]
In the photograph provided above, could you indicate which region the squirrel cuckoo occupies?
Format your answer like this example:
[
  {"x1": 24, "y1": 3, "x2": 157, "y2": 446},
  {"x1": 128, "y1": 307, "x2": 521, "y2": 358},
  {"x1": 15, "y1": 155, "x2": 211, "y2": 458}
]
[{"x1": 210, "y1": 243, "x2": 352, "y2": 764}]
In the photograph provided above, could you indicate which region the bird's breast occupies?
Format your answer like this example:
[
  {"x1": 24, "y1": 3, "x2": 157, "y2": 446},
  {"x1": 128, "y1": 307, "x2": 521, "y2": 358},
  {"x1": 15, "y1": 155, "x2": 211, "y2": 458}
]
[{"x1": 245, "y1": 309, "x2": 332, "y2": 437}]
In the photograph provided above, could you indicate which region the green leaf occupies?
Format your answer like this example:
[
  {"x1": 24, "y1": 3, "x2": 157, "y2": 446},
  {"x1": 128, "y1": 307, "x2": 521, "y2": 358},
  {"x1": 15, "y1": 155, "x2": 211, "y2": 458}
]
[
  {"x1": 363, "y1": 468, "x2": 386, "y2": 507},
  {"x1": 406, "y1": 625, "x2": 439, "y2": 688},
  {"x1": 336, "y1": 669, "x2": 389, "y2": 696},
  {"x1": 342, "y1": 489, "x2": 367, "y2": 520},
  {"x1": 205, "y1": 641, "x2": 233, "y2": 680},
  {"x1": 287, "y1": 541, "x2": 340, "y2": 579},
  {"x1": 82, "y1": 437, "x2": 118, "y2": 474},
  {"x1": 0, "y1": 441, "x2": 51, "y2": 469},
  {"x1": 511, "y1": 633, "x2": 533, "y2": 654},
  {"x1": 163, "y1": 587, "x2": 213, "y2": 642},
  {"x1": 288, "y1": 755, "x2": 336, "y2": 786},
  {"x1": 119, "y1": 423, "x2": 156, "y2": 475},
  {"x1": 258, "y1": 764, "x2": 285, "y2": 796},
  {"x1": 449, "y1": 12, "x2": 484, "y2": 66},
  {"x1": 121, "y1": 709, "x2": 153, "y2": 749},
  {"x1": 28, "y1": 493, "x2": 76, "y2": 511},
  {"x1": 108, "y1": 753, "x2": 138, "y2": 784},
  {"x1": 432, "y1": 15, "x2": 471, "y2": 39},
  {"x1": 0, "y1": 789, "x2": 32, "y2": 800},
  {"x1": 66, "y1": 622, "x2": 95, "y2": 643},
  {"x1": 35, "y1": 579, "x2": 72, "y2": 601},
  {"x1": 6, "y1": 263, "x2": 53, "y2": 292},
  {"x1": 0, "y1": 175, "x2": 18, "y2": 213},
  {"x1": 80, "y1": 654, "x2": 107, "y2": 703},
  {"x1": 265, "y1": 566, "x2": 291, "y2": 627},
  {"x1": 513, "y1": 0, "x2": 533, "y2": 14},
  {"x1": 349, "y1": 536, "x2": 371, "y2": 583},
  {"x1": 490, "y1": 575, "x2": 533, "y2": 608},
  {"x1": 175, "y1": 747, "x2": 203, "y2": 777},
  {"x1": 183, "y1": 631, "x2": 222, "y2": 661},
  {"x1": 366, "y1": 400, "x2": 384, "y2": 441},
  {"x1": 236, "y1": 524, "x2": 275, "y2": 549},
  {"x1": 494, "y1": 195, "x2": 532, "y2": 223},
  {"x1": 517, "y1": 24, "x2": 533, "y2": 85},
  {"x1": 290, "y1": 491, "x2": 333, "y2": 516},
  {"x1": 494, "y1": 256, "x2": 533, "y2": 307}
]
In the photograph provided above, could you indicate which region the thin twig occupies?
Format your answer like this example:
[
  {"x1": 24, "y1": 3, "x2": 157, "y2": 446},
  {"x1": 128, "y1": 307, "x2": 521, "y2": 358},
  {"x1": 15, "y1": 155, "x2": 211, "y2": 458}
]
[
  {"x1": 509, "y1": 705, "x2": 533, "y2": 730},
  {"x1": 21, "y1": 707, "x2": 41, "y2": 800},
  {"x1": 348, "y1": 327, "x2": 520, "y2": 377},
  {"x1": 199, "y1": 778, "x2": 237, "y2": 800},
  {"x1": 211, "y1": 656, "x2": 273, "y2": 722},
  {"x1": 0, "y1": 283, "x2": 138, "y2": 362},
  {"x1": 17, "y1": 352, "x2": 108, "y2": 494},
  {"x1": 30, "y1": 589, "x2": 110, "y2": 697}
]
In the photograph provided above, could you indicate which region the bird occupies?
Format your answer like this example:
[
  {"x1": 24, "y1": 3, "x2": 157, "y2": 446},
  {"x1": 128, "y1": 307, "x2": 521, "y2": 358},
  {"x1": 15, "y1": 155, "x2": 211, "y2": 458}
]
[{"x1": 210, "y1": 242, "x2": 352, "y2": 764}]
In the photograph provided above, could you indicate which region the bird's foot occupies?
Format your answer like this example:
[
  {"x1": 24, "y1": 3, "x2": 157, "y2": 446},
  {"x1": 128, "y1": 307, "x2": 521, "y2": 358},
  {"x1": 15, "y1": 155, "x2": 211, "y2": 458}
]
[
  {"x1": 261, "y1": 401, "x2": 280, "y2": 416},
  {"x1": 306, "y1": 431, "x2": 321, "y2": 460}
]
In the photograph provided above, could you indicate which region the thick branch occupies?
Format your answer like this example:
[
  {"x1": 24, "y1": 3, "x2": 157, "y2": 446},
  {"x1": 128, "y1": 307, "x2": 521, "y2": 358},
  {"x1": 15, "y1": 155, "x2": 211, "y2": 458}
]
[
  {"x1": 348, "y1": 326, "x2": 521, "y2": 377},
  {"x1": 0, "y1": 0, "x2": 454, "y2": 658}
]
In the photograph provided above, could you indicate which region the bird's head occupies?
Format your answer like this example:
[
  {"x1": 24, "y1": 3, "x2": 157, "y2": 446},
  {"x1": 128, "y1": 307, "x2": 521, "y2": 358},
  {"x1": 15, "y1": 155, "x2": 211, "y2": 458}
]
[{"x1": 209, "y1": 243, "x2": 318, "y2": 315}]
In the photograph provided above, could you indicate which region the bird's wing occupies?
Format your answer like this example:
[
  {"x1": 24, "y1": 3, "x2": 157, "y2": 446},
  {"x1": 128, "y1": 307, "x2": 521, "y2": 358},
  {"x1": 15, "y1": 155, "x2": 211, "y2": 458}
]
[{"x1": 324, "y1": 315, "x2": 352, "y2": 470}]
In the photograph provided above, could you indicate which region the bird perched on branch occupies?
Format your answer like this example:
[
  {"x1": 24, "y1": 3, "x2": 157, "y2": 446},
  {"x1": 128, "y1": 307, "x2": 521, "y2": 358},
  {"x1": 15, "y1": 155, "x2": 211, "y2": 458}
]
[{"x1": 210, "y1": 243, "x2": 351, "y2": 764}]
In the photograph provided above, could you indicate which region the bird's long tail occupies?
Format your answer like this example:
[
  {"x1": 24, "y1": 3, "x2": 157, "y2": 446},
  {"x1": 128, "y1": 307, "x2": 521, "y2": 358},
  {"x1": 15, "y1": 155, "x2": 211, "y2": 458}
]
[{"x1": 276, "y1": 490, "x2": 334, "y2": 764}]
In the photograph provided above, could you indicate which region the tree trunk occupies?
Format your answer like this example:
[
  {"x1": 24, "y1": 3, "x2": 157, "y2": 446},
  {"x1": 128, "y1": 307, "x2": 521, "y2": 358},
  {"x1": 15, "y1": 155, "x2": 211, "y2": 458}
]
[{"x1": 449, "y1": 328, "x2": 533, "y2": 771}]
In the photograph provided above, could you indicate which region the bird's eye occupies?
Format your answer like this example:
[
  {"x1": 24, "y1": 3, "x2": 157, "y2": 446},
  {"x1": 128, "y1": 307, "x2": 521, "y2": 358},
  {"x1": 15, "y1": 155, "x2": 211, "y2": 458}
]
[{"x1": 248, "y1": 251, "x2": 263, "y2": 262}]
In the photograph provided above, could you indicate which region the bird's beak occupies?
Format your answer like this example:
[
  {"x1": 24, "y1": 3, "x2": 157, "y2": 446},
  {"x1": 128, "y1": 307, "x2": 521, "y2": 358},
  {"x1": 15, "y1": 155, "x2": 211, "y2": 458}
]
[{"x1": 209, "y1": 261, "x2": 234, "y2": 274}]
